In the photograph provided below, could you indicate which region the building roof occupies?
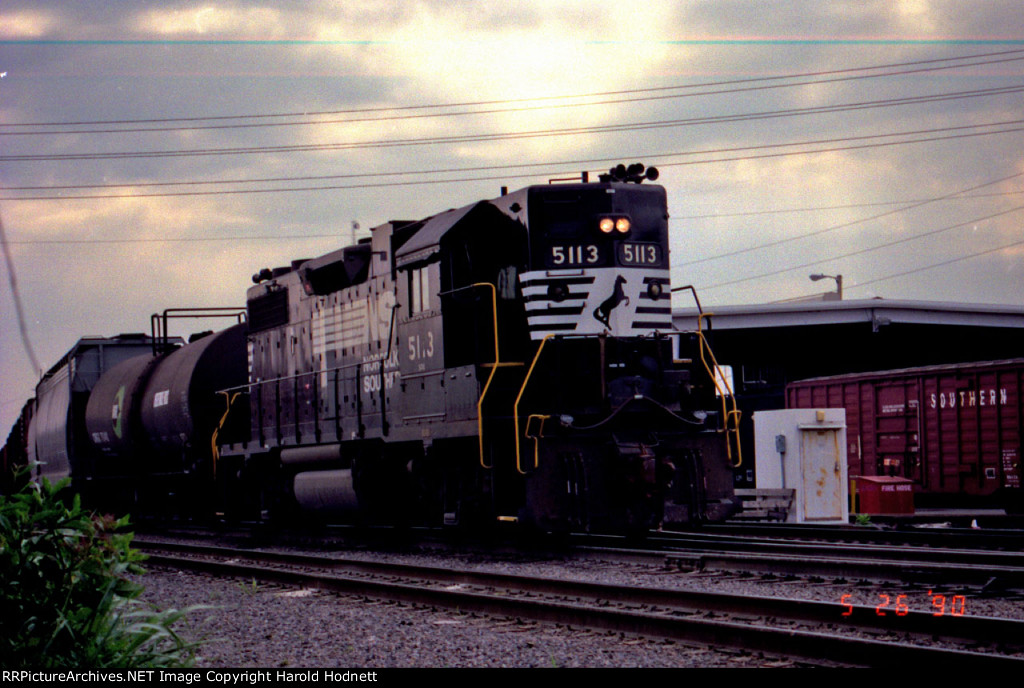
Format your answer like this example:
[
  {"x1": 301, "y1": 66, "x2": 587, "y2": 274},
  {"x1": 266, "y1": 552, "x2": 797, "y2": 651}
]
[{"x1": 673, "y1": 298, "x2": 1024, "y2": 332}]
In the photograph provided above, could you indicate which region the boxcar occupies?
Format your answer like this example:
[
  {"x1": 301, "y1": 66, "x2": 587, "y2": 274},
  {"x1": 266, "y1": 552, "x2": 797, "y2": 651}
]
[{"x1": 787, "y1": 359, "x2": 1023, "y2": 511}]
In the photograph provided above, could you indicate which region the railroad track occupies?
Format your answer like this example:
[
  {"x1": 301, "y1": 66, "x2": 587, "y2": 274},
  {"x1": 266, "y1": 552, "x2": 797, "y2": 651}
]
[
  {"x1": 139, "y1": 520, "x2": 1024, "y2": 587},
  {"x1": 570, "y1": 529, "x2": 1024, "y2": 589},
  {"x1": 136, "y1": 538, "x2": 1024, "y2": 668},
  {"x1": 701, "y1": 522, "x2": 1024, "y2": 550}
]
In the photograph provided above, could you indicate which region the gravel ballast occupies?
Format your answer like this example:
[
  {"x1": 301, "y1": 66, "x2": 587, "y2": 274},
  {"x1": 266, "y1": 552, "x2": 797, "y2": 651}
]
[
  {"x1": 136, "y1": 545, "x2": 1023, "y2": 669},
  {"x1": 140, "y1": 569, "x2": 774, "y2": 668},
  {"x1": 136, "y1": 548, "x2": 801, "y2": 668}
]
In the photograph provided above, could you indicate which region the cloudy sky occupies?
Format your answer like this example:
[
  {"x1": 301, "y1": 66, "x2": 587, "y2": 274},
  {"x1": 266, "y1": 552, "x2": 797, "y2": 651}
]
[{"x1": 2, "y1": 1, "x2": 1023, "y2": 431}]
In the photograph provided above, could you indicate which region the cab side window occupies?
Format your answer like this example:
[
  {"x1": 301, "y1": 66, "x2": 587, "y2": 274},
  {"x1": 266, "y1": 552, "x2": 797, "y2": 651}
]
[{"x1": 409, "y1": 266, "x2": 430, "y2": 315}]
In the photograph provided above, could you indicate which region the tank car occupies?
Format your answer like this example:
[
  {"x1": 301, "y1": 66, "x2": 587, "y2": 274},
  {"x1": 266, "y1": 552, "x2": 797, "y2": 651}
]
[
  {"x1": 3, "y1": 325, "x2": 250, "y2": 515},
  {"x1": 787, "y1": 359, "x2": 1024, "y2": 513},
  {"x1": 82, "y1": 324, "x2": 249, "y2": 513},
  {"x1": 225, "y1": 166, "x2": 740, "y2": 532}
]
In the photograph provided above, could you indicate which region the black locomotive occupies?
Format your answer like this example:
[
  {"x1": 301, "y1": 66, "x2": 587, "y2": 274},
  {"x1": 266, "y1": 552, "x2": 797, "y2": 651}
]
[{"x1": 4, "y1": 166, "x2": 740, "y2": 533}]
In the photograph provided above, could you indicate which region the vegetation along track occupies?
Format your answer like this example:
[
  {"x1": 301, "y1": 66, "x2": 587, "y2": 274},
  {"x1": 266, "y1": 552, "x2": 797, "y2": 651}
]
[{"x1": 136, "y1": 539, "x2": 1024, "y2": 668}]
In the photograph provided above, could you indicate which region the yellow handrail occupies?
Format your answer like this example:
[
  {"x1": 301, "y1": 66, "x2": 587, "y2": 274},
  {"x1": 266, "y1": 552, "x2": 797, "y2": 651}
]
[
  {"x1": 211, "y1": 390, "x2": 242, "y2": 478},
  {"x1": 445, "y1": 282, "x2": 523, "y2": 469},
  {"x1": 429, "y1": 281, "x2": 529, "y2": 469},
  {"x1": 525, "y1": 414, "x2": 551, "y2": 473},
  {"x1": 695, "y1": 313, "x2": 743, "y2": 468},
  {"x1": 514, "y1": 334, "x2": 555, "y2": 474},
  {"x1": 471, "y1": 282, "x2": 500, "y2": 469}
]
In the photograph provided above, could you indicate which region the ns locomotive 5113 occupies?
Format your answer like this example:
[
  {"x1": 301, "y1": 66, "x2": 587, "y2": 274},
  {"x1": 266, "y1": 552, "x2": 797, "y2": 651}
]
[{"x1": 6, "y1": 166, "x2": 741, "y2": 534}]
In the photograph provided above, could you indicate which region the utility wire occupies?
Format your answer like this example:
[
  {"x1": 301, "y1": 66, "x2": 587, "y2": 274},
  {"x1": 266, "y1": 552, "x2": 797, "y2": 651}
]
[
  {"x1": 5, "y1": 47, "x2": 1023, "y2": 131},
  {"x1": 6, "y1": 118, "x2": 1021, "y2": 193},
  {"x1": 7, "y1": 190, "x2": 1024, "y2": 244},
  {"x1": 4, "y1": 119, "x2": 1022, "y2": 202},
  {"x1": 7, "y1": 175, "x2": 1022, "y2": 245},
  {"x1": 5, "y1": 234, "x2": 339, "y2": 245},
  {"x1": 847, "y1": 237, "x2": 1024, "y2": 291},
  {"x1": 652, "y1": 122, "x2": 1024, "y2": 170},
  {"x1": 673, "y1": 190, "x2": 1024, "y2": 220},
  {"x1": 679, "y1": 170, "x2": 1024, "y2": 266},
  {"x1": 690, "y1": 203, "x2": 1024, "y2": 292},
  {"x1": 3, "y1": 84, "x2": 1021, "y2": 163},
  {"x1": 4, "y1": 53, "x2": 1024, "y2": 136}
]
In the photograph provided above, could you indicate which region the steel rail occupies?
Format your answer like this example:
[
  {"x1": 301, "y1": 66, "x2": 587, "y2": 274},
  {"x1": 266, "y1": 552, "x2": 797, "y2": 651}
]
[
  {"x1": 699, "y1": 523, "x2": 1024, "y2": 550},
  {"x1": 138, "y1": 540, "x2": 1024, "y2": 667},
  {"x1": 571, "y1": 530, "x2": 1024, "y2": 583},
  {"x1": 640, "y1": 531, "x2": 1024, "y2": 567}
]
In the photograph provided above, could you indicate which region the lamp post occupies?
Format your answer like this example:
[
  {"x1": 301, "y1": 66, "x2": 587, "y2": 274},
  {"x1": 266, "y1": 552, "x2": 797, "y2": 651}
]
[{"x1": 809, "y1": 273, "x2": 843, "y2": 301}]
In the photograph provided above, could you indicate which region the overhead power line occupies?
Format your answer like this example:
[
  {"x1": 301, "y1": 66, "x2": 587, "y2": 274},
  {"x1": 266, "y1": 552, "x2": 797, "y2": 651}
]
[
  {"x1": 679, "y1": 170, "x2": 1024, "y2": 266},
  {"x1": 3, "y1": 84, "x2": 1022, "y2": 163},
  {"x1": 848, "y1": 237, "x2": 1024, "y2": 291},
  {"x1": 9, "y1": 185, "x2": 1024, "y2": 247},
  {"x1": 4, "y1": 118, "x2": 1019, "y2": 193},
  {"x1": 690, "y1": 203, "x2": 1024, "y2": 292},
  {"x1": 4, "y1": 47, "x2": 1024, "y2": 132},
  {"x1": 4, "y1": 234, "x2": 339, "y2": 245},
  {"x1": 673, "y1": 190, "x2": 1024, "y2": 220},
  {"x1": 4, "y1": 119, "x2": 1022, "y2": 202}
]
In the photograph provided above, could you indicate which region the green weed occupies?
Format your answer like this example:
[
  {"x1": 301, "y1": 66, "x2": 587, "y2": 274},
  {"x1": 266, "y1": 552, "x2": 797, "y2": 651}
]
[{"x1": 0, "y1": 473, "x2": 201, "y2": 668}]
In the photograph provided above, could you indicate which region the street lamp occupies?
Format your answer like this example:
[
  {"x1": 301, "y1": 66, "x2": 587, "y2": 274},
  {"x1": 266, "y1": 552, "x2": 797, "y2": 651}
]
[{"x1": 809, "y1": 273, "x2": 843, "y2": 301}]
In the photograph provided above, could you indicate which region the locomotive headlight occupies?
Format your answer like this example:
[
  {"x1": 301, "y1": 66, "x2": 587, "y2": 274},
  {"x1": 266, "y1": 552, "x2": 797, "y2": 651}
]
[{"x1": 599, "y1": 216, "x2": 631, "y2": 234}]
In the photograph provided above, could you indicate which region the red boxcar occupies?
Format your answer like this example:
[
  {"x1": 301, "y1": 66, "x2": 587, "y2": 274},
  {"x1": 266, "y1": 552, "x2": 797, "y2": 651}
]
[{"x1": 787, "y1": 360, "x2": 1023, "y2": 511}]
